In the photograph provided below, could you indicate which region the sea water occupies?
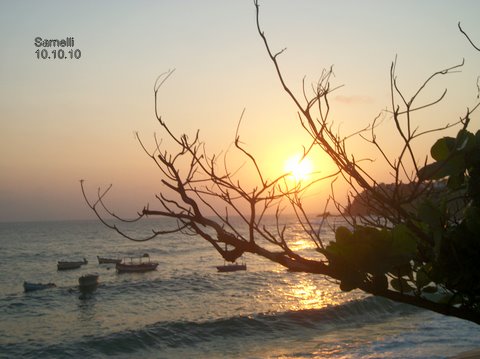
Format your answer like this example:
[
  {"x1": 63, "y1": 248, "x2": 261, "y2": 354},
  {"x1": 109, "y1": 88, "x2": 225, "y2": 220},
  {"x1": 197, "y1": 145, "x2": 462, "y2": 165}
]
[{"x1": 1, "y1": 217, "x2": 479, "y2": 358}]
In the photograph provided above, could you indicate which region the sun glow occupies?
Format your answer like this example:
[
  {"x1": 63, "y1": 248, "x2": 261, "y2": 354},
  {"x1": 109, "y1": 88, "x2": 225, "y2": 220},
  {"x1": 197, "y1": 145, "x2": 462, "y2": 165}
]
[{"x1": 284, "y1": 155, "x2": 313, "y2": 182}]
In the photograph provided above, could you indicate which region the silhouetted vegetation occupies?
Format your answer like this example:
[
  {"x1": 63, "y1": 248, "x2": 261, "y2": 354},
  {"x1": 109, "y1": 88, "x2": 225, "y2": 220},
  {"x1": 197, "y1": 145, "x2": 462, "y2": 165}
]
[{"x1": 82, "y1": 2, "x2": 480, "y2": 324}]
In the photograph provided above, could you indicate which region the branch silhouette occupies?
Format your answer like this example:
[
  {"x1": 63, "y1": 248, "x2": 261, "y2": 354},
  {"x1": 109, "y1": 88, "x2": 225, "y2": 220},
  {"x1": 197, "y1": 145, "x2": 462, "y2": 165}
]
[{"x1": 82, "y1": 3, "x2": 480, "y2": 325}]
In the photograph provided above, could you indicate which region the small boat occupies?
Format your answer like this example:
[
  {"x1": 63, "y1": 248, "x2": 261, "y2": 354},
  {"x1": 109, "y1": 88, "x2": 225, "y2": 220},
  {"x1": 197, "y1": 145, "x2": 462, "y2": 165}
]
[
  {"x1": 216, "y1": 244, "x2": 247, "y2": 272},
  {"x1": 79, "y1": 274, "x2": 99, "y2": 286},
  {"x1": 116, "y1": 256, "x2": 159, "y2": 273},
  {"x1": 57, "y1": 258, "x2": 88, "y2": 270},
  {"x1": 78, "y1": 274, "x2": 99, "y2": 295},
  {"x1": 216, "y1": 262, "x2": 247, "y2": 272},
  {"x1": 97, "y1": 256, "x2": 121, "y2": 264},
  {"x1": 78, "y1": 274, "x2": 99, "y2": 289},
  {"x1": 23, "y1": 281, "x2": 56, "y2": 292}
]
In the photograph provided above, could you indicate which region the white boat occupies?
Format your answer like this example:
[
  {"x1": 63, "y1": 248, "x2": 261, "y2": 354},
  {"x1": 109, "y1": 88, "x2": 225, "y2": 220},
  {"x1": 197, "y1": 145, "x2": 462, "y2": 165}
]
[
  {"x1": 216, "y1": 262, "x2": 247, "y2": 272},
  {"x1": 97, "y1": 256, "x2": 121, "y2": 264},
  {"x1": 116, "y1": 255, "x2": 158, "y2": 273},
  {"x1": 57, "y1": 258, "x2": 87, "y2": 270}
]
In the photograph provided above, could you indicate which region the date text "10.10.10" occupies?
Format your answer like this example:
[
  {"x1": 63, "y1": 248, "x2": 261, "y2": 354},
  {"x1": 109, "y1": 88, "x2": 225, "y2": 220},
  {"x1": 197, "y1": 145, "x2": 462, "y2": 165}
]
[{"x1": 35, "y1": 49, "x2": 81, "y2": 60}]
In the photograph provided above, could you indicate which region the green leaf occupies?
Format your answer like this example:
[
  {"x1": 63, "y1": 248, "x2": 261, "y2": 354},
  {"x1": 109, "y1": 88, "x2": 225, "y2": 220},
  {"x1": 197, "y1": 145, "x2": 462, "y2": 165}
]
[
  {"x1": 416, "y1": 269, "x2": 431, "y2": 289},
  {"x1": 418, "y1": 156, "x2": 466, "y2": 180},
  {"x1": 391, "y1": 224, "x2": 417, "y2": 257},
  {"x1": 418, "y1": 162, "x2": 442, "y2": 180},
  {"x1": 339, "y1": 272, "x2": 363, "y2": 292},
  {"x1": 422, "y1": 286, "x2": 438, "y2": 293},
  {"x1": 456, "y1": 129, "x2": 476, "y2": 152},
  {"x1": 393, "y1": 263, "x2": 414, "y2": 279},
  {"x1": 447, "y1": 173, "x2": 465, "y2": 190},
  {"x1": 431, "y1": 137, "x2": 455, "y2": 161},
  {"x1": 391, "y1": 278, "x2": 414, "y2": 293},
  {"x1": 475, "y1": 130, "x2": 480, "y2": 145},
  {"x1": 371, "y1": 274, "x2": 388, "y2": 292},
  {"x1": 417, "y1": 201, "x2": 443, "y2": 230},
  {"x1": 335, "y1": 226, "x2": 352, "y2": 245}
]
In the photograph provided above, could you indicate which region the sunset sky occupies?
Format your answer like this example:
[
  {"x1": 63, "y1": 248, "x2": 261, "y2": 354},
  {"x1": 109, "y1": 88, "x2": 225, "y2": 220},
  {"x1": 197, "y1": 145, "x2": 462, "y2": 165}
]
[{"x1": 1, "y1": 1, "x2": 479, "y2": 222}]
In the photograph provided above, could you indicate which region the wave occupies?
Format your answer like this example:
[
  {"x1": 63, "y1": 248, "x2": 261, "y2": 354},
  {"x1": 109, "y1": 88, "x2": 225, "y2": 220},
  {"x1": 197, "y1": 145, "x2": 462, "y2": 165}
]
[{"x1": 4, "y1": 296, "x2": 419, "y2": 358}]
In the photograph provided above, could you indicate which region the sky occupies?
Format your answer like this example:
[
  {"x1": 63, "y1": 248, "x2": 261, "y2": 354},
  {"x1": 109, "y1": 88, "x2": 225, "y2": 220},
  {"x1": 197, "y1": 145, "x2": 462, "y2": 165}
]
[{"x1": 0, "y1": 1, "x2": 479, "y2": 222}]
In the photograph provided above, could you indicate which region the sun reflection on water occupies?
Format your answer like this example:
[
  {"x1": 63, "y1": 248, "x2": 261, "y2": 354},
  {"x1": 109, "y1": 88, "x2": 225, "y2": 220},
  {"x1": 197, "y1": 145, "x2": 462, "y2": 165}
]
[
  {"x1": 256, "y1": 272, "x2": 344, "y2": 314},
  {"x1": 284, "y1": 276, "x2": 340, "y2": 311}
]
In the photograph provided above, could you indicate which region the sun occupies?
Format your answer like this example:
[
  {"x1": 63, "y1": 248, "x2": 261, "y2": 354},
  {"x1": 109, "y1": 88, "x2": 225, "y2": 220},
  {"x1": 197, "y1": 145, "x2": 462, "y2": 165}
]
[{"x1": 284, "y1": 155, "x2": 313, "y2": 182}]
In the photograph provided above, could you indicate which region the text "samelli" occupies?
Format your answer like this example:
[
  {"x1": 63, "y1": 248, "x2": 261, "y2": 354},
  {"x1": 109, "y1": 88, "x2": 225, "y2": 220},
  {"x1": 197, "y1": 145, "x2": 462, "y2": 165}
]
[{"x1": 34, "y1": 37, "x2": 75, "y2": 47}]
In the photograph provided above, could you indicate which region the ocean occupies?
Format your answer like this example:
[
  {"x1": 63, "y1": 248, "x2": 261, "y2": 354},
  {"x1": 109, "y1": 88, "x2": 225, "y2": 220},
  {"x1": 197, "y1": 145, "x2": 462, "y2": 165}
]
[{"x1": 1, "y1": 216, "x2": 480, "y2": 358}]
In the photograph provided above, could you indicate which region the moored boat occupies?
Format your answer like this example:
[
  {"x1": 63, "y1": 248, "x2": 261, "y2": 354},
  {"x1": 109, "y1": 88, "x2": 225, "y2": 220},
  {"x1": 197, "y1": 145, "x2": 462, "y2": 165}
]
[
  {"x1": 57, "y1": 258, "x2": 88, "y2": 270},
  {"x1": 78, "y1": 274, "x2": 99, "y2": 294},
  {"x1": 78, "y1": 274, "x2": 99, "y2": 286},
  {"x1": 116, "y1": 256, "x2": 159, "y2": 273},
  {"x1": 97, "y1": 256, "x2": 121, "y2": 264},
  {"x1": 23, "y1": 281, "x2": 56, "y2": 292},
  {"x1": 79, "y1": 273, "x2": 99, "y2": 287},
  {"x1": 216, "y1": 243, "x2": 247, "y2": 272},
  {"x1": 216, "y1": 263, "x2": 247, "y2": 272}
]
